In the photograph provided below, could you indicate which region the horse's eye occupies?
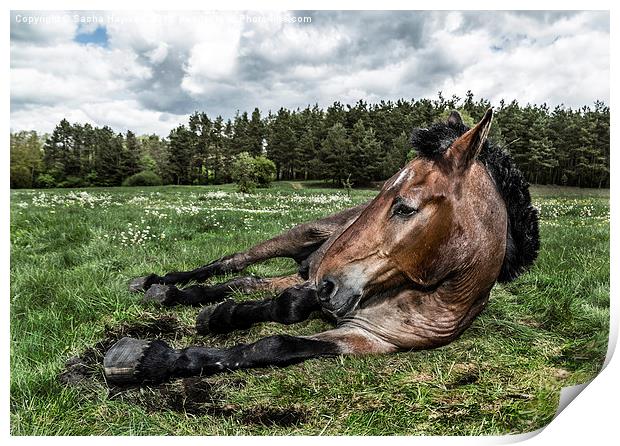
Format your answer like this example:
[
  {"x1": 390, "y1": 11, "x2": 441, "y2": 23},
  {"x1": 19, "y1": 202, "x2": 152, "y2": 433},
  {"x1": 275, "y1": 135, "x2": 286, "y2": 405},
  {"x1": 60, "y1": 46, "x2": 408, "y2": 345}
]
[{"x1": 393, "y1": 202, "x2": 419, "y2": 218}]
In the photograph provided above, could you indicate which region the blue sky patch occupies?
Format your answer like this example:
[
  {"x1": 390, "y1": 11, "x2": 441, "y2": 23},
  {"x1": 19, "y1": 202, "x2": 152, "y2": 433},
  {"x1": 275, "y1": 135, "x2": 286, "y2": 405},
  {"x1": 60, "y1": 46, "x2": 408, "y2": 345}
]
[{"x1": 74, "y1": 26, "x2": 108, "y2": 47}]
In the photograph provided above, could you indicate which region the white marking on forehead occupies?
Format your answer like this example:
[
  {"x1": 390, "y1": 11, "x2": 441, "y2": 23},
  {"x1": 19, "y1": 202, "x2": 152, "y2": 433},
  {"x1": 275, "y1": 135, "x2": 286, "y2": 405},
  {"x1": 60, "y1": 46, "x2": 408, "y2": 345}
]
[{"x1": 390, "y1": 168, "x2": 412, "y2": 189}]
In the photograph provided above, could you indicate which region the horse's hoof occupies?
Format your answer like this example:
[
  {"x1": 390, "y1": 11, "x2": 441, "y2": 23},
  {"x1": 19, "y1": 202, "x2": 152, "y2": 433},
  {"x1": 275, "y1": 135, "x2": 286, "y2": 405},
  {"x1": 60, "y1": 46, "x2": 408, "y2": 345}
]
[
  {"x1": 128, "y1": 274, "x2": 158, "y2": 293},
  {"x1": 195, "y1": 305, "x2": 218, "y2": 335},
  {"x1": 143, "y1": 284, "x2": 177, "y2": 306},
  {"x1": 103, "y1": 337, "x2": 175, "y2": 385},
  {"x1": 103, "y1": 337, "x2": 152, "y2": 384},
  {"x1": 196, "y1": 299, "x2": 237, "y2": 334}
]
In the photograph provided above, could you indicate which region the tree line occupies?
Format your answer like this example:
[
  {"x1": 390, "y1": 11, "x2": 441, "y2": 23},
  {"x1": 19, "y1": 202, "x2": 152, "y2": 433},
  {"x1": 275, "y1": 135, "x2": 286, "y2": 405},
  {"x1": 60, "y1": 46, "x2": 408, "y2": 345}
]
[{"x1": 10, "y1": 92, "x2": 610, "y2": 189}]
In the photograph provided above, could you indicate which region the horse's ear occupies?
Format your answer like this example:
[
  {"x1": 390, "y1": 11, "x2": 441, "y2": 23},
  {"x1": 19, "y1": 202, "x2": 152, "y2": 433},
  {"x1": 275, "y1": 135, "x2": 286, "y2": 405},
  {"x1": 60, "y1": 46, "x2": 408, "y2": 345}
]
[
  {"x1": 447, "y1": 110, "x2": 463, "y2": 127},
  {"x1": 445, "y1": 108, "x2": 493, "y2": 170}
]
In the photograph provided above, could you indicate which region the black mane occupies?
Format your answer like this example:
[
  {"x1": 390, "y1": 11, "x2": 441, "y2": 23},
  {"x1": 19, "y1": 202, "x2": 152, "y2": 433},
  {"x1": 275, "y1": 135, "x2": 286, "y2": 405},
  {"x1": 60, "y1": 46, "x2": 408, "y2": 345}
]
[{"x1": 410, "y1": 117, "x2": 540, "y2": 283}]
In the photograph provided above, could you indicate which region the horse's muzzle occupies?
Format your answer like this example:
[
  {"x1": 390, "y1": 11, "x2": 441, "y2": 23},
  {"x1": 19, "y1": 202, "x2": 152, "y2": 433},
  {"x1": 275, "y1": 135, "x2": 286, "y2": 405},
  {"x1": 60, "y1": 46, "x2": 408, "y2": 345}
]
[
  {"x1": 317, "y1": 277, "x2": 337, "y2": 302},
  {"x1": 317, "y1": 276, "x2": 361, "y2": 317}
]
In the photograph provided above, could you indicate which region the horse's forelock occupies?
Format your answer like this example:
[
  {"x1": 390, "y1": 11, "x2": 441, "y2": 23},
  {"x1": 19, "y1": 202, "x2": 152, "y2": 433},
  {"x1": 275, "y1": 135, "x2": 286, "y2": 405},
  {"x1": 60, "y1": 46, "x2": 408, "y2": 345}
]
[{"x1": 410, "y1": 119, "x2": 469, "y2": 159}]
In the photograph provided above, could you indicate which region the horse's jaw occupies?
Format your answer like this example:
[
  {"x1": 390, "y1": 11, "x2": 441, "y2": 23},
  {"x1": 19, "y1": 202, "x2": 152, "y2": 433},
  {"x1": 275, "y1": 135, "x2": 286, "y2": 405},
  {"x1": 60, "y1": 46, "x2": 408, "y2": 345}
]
[
  {"x1": 321, "y1": 293, "x2": 363, "y2": 319},
  {"x1": 335, "y1": 281, "x2": 494, "y2": 350}
]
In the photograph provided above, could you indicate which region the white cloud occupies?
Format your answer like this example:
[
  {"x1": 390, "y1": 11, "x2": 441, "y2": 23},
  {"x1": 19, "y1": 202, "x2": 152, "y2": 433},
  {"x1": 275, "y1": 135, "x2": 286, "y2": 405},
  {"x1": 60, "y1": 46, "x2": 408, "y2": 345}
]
[
  {"x1": 181, "y1": 20, "x2": 243, "y2": 94},
  {"x1": 146, "y1": 42, "x2": 169, "y2": 64},
  {"x1": 11, "y1": 42, "x2": 151, "y2": 104},
  {"x1": 436, "y1": 29, "x2": 609, "y2": 107},
  {"x1": 10, "y1": 101, "x2": 189, "y2": 136},
  {"x1": 10, "y1": 10, "x2": 609, "y2": 136},
  {"x1": 81, "y1": 100, "x2": 190, "y2": 135}
]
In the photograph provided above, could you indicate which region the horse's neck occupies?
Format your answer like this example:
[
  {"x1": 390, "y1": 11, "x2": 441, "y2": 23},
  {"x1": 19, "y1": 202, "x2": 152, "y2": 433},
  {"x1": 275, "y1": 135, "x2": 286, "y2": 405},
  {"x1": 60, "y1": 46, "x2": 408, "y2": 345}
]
[{"x1": 340, "y1": 279, "x2": 493, "y2": 350}]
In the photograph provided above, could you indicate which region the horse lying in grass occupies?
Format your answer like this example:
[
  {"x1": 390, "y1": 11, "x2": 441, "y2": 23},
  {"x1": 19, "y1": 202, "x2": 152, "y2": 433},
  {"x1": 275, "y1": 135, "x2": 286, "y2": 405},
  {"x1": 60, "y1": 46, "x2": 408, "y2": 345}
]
[{"x1": 104, "y1": 109, "x2": 540, "y2": 385}]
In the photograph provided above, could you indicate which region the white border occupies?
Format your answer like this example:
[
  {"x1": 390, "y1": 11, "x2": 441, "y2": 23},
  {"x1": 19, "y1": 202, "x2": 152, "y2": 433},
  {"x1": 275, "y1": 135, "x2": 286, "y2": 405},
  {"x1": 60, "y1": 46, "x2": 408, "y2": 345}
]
[{"x1": 3, "y1": 1, "x2": 616, "y2": 444}]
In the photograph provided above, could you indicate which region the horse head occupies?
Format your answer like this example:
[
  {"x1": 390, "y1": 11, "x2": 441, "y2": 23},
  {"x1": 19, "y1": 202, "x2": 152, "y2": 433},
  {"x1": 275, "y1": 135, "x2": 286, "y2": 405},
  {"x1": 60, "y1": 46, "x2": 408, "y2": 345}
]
[{"x1": 313, "y1": 109, "x2": 538, "y2": 348}]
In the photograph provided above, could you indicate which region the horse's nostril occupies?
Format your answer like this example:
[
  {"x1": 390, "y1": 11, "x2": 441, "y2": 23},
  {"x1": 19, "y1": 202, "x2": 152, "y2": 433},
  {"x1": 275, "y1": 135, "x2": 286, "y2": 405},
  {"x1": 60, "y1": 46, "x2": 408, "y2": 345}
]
[{"x1": 318, "y1": 278, "x2": 337, "y2": 302}]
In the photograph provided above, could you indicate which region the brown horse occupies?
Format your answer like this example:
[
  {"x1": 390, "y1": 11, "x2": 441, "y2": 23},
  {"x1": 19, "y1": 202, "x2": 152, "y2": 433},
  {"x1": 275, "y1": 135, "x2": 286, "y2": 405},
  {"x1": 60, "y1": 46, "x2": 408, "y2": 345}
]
[{"x1": 104, "y1": 109, "x2": 539, "y2": 385}]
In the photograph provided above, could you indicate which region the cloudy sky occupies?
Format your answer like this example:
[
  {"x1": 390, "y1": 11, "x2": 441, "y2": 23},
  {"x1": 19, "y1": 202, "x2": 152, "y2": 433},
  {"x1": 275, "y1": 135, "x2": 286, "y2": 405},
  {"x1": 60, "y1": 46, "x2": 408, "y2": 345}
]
[{"x1": 10, "y1": 10, "x2": 609, "y2": 136}]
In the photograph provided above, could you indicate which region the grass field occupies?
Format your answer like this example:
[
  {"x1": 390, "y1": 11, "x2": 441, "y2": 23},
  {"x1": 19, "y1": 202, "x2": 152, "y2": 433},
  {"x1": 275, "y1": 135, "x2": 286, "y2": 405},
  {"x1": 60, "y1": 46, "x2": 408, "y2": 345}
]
[{"x1": 10, "y1": 182, "x2": 609, "y2": 435}]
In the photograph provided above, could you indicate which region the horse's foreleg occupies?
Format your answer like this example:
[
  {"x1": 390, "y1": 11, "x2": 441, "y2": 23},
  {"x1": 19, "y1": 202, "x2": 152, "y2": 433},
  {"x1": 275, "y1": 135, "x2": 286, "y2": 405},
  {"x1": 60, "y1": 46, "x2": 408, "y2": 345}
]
[
  {"x1": 195, "y1": 283, "x2": 320, "y2": 334},
  {"x1": 103, "y1": 327, "x2": 396, "y2": 385},
  {"x1": 141, "y1": 274, "x2": 304, "y2": 307},
  {"x1": 129, "y1": 203, "x2": 368, "y2": 292}
]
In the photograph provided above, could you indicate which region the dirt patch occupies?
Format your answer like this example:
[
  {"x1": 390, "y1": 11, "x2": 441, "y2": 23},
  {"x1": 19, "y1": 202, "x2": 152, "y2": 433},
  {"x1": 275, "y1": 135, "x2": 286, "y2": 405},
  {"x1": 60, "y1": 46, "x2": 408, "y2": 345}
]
[
  {"x1": 109, "y1": 314, "x2": 188, "y2": 339},
  {"x1": 110, "y1": 377, "x2": 307, "y2": 425},
  {"x1": 550, "y1": 367, "x2": 571, "y2": 380},
  {"x1": 403, "y1": 372, "x2": 435, "y2": 383},
  {"x1": 58, "y1": 316, "x2": 307, "y2": 426},
  {"x1": 59, "y1": 314, "x2": 190, "y2": 385},
  {"x1": 58, "y1": 356, "x2": 94, "y2": 385},
  {"x1": 58, "y1": 314, "x2": 239, "y2": 417},
  {"x1": 447, "y1": 363, "x2": 479, "y2": 388},
  {"x1": 112, "y1": 376, "x2": 239, "y2": 417},
  {"x1": 448, "y1": 373, "x2": 479, "y2": 387}
]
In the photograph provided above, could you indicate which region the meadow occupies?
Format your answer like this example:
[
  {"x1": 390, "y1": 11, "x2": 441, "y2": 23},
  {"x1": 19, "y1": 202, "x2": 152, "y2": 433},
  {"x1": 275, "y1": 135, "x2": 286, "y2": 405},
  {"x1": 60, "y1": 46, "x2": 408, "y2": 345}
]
[{"x1": 10, "y1": 182, "x2": 609, "y2": 435}]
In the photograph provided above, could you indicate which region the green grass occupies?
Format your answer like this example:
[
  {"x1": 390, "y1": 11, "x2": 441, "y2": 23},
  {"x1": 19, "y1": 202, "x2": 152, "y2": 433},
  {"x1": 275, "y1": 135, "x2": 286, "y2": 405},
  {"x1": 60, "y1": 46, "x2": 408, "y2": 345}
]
[{"x1": 10, "y1": 182, "x2": 609, "y2": 435}]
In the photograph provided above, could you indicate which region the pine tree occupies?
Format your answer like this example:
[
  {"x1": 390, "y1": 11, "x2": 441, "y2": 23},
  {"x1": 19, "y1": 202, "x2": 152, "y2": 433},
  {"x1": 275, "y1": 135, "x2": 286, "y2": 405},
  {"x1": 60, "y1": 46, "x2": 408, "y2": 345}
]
[
  {"x1": 43, "y1": 118, "x2": 73, "y2": 182},
  {"x1": 548, "y1": 106, "x2": 572, "y2": 185},
  {"x1": 217, "y1": 118, "x2": 236, "y2": 183},
  {"x1": 495, "y1": 101, "x2": 529, "y2": 174},
  {"x1": 247, "y1": 108, "x2": 265, "y2": 157},
  {"x1": 526, "y1": 113, "x2": 557, "y2": 184},
  {"x1": 209, "y1": 116, "x2": 226, "y2": 184},
  {"x1": 64, "y1": 123, "x2": 85, "y2": 181},
  {"x1": 92, "y1": 127, "x2": 124, "y2": 186},
  {"x1": 167, "y1": 125, "x2": 194, "y2": 185},
  {"x1": 319, "y1": 123, "x2": 351, "y2": 185},
  {"x1": 589, "y1": 101, "x2": 610, "y2": 188},
  {"x1": 348, "y1": 120, "x2": 382, "y2": 185},
  {"x1": 231, "y1": 111, "x2": 251, "y2": 155},
  {"x1": 80, "y1": 123, "x2": 97, "y2": 184},
  {"x1": 297, "y1": 129, "x2": 316, "y2": 180},
  {"x1": 266, "y1": 108, "x2": 295, "y2": 180},
  {"x1": 122, "y1": 130, "x2": 142, "y2": 180},
  {"x1": 189, "y1": 112, "x2": 211, "y2": 184},
  {"x1": 345, "y1": 100, "x2": 370, "y2": 129},
  {"x1": 296, "y1": 105, "x2": 323, "y2": 179},
  {"x1": 381, "y1": 131, "x2": 410, "y2": 178}
]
